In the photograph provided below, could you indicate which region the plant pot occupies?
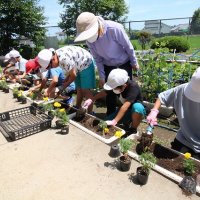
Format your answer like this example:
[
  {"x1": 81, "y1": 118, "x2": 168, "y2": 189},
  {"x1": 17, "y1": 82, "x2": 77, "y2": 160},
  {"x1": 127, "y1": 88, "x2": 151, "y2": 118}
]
[
  {"x1": 55, "y1": 120, "x2": 65, "y2": 129},
  {"x1": 17, "y1": 96, "x2": 22, "y2": 102},
  {"x1": 13, "y1": 93, "x2": 18, "y2": 98},
  {"x1": 3, "y1": 88, "x2": 9, "y2": 93},
  {"x1": 48, "y1": 111, "x2": 54, "y2": 120},
  {"x1": 37, "y1": 105, "x2": 45, "y2": 114},
  {"x1": 119, "y1": 155, "x2": 131, "y2": 171},
  {"x1": 30, "y1": 106, "x2": 37, "y2": 116},
  {"x1": 21, "y1": 98, "x2": 27, "y2": 104},
  {"x1": 136, "y1": 166, "x2": 149, "y2": 185},
  {"x1": 109, "y1": 144, "x2": 121, "y2": 158},
  {"x1": 61, "y1": 124, "x2": 69, "y2": 135}
]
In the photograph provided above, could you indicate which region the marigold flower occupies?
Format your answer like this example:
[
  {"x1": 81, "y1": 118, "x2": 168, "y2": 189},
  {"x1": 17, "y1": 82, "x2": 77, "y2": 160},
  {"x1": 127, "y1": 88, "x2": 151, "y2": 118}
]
[
  {"x1": 54, "y1": 102, "x2": 61, "y2": 108},
  {"x1": 18, "y1": 93, "x2": 22, "y2": 97},
  {"x1": 104, "y1": 128, "x2": 109, "y2": 134},
  {"x1": 184, "y1": 152, "x2": 191, "y2": 159},
  {"x1": 114, "y1": 130, "x2": 123, "y2": 138},
  {"x1": 43, "y1": 97, "x2": 49, "y2": 101},
  {"x1": 59, "y1": 108, "x2": 65, "y2": 113}
]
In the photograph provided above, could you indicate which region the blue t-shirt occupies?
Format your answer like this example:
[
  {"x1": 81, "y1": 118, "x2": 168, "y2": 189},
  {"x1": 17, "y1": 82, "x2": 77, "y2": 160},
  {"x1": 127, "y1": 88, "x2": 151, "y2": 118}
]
[{"x1": 46, "y1": 67, "x2": 65, "y2": 86}]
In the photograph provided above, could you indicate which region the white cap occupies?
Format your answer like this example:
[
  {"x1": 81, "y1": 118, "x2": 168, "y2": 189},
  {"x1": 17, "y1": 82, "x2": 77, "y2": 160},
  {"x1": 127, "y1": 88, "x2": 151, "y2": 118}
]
[
  {"x1": 103, "y1": 69, "x2": 129, "y2": 90},
  {"x1": 184, "y1": 67, "x2": 200, "y2": 103},
  {"x1": 75, "y1": 12, "x2": 99, "y2": 42},
  {"x1": 38, "y1": 49, "x2": 52, "y2": 71},
  {"x1": 9, "y1": 50, "x2": 20, "y2": 58},
  {"x1": 4, "y1": 53, "x2": 10, "y2": 62},
  {"x1": 49, "y1": 48, "x2": 55, "y2": 53}
]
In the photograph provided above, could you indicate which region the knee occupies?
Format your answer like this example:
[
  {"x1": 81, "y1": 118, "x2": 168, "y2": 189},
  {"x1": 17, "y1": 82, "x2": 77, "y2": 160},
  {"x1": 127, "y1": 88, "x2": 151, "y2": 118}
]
[{"x1": 131, "y1": 103, "x2": 146, "y2": 116}]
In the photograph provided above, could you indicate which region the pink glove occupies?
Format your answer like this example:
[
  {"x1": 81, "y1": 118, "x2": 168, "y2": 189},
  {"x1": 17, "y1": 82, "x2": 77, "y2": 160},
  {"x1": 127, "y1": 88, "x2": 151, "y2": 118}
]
[
  {"x1": 82, "y1": 99, "x2": 93, "y2": 109},
  {"x1": 147, "y1": 109, "x2": 159, "y2": 126},
  {"x1": 106, "y1": 119, "x2": 117, "y2": 126}
]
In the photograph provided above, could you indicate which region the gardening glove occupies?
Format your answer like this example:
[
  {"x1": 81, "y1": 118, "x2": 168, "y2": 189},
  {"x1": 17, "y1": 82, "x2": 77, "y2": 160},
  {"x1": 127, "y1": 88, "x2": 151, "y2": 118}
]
[
  {"x1": 82, "y1": 99, "x2": 93, "y2": 109},
  {"x1": 106, "y1": 119, "x2": 117, "y2": 126},
  {"x1": 147, "y1": 109, "x2": 159, "y2": 126}
]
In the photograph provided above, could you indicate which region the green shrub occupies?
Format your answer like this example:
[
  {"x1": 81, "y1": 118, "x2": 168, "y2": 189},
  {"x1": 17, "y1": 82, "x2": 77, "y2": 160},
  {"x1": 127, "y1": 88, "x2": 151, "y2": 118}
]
[{"x1": 150, "y1": 36, "x2": 190, "y2": 52}]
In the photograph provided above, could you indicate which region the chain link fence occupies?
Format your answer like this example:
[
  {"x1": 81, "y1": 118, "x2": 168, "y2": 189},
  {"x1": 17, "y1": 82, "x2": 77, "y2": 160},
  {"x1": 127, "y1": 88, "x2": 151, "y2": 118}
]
[{"x1": 44, "y1": 17, "x2": 200, "y2": 48}]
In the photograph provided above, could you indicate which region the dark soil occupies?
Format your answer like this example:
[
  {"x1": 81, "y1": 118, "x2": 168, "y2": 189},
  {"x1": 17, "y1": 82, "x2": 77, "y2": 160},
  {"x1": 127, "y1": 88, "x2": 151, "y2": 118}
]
[
  {"x1": 72, "y1": 114, "x2": 122, "y2": 139},
  {"x1": 133, "y1": 142, "x2": 200, "y2": 180}
]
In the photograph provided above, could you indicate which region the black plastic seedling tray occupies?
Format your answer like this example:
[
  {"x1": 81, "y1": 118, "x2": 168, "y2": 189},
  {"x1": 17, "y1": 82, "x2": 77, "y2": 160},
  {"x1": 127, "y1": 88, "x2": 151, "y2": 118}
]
[{"x1": 0, "y1": 106, "x2": 52, "y2": 141}]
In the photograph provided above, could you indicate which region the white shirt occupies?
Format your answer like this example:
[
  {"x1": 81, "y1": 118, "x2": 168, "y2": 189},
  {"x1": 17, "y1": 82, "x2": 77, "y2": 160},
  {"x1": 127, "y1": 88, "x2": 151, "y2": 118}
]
[{"x1": 56, "y1": 46, "x2": 93, "y2": 73}]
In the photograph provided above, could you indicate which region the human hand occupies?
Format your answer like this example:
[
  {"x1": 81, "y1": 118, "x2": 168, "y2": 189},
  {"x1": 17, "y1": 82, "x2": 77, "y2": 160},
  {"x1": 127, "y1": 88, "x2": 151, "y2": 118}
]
[
  {"x1": 82, "y1": 99, "x2": 93, "y2": 109},
  {"x1": 99, "y1": 79, "x2": 105, "y2": 89},
  {"x1": 147, "y1": 109, "x2": 159, "y2": 126},
  {"x1": 106, "y1": 119, "x2": 117, "y2": 126},
  {"x1": 132, "y1": 65, "x2": 139, "y2": 71}
]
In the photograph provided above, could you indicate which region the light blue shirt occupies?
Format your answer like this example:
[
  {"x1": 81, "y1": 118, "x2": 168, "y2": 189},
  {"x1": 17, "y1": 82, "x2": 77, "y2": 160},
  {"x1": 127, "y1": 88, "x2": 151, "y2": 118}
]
[
  {"x1": 15, "y1": 57, "x2": 27, "y2": 72},
  {"x1": 87, "y1": 17, "x2": 138, "y2": 79},
  {"x1": 159, "y1": 83, "x2": 200, "y2": 153}
]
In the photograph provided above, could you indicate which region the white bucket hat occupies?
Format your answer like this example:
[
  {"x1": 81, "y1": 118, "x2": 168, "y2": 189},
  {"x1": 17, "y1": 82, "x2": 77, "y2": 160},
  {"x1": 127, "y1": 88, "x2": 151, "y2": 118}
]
[
  {"x1": 9, "y1": 50, "x2": 20, "y2": 58},
  {"x1": 4, "y1": 53, "x2": 10, "y2": 62},
  {"x1": 104, "y1": 69, "x2": 129, "y2": 90},
  {"x1": 38, "y1": 49, "x2": 52, "y2": 72},
  {"x1": 74, "y1": 12, "x2": 99, "y2": 42},
  {"x1": 184, "y1": 67, "x2": 200, "y2": 103}
]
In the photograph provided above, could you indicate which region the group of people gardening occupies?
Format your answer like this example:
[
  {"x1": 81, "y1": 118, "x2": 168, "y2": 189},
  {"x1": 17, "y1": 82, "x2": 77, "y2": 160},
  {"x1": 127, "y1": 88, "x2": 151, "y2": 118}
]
[{"x1": 1, "y1": 12, "x2": 199, "y2": 159}]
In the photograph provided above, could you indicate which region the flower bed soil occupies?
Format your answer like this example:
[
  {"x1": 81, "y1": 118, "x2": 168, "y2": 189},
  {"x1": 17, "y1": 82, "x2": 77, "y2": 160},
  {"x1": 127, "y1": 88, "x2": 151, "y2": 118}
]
[
  {"x1": 132, "y1": 141, "x2": 200, "y2": 180},
  {"x1": 72, "y1": 115, "x2": 120, "y2": 139}
]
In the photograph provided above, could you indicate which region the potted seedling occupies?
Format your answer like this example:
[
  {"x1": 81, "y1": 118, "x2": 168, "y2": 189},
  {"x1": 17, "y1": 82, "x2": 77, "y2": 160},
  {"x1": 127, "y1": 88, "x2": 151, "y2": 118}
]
[
  {"x1": 98, "y1": 120, "x2": 109, "y2": 137},
  {"x1": 17, "y1": 90, "x2": 23, "y2": 102},
  {"x1": 119, "y1": 138, "x2": 134, "y2": 171},
  {"x1": 12, "y1": 87, "x2": 19, "y2": 98},
  {"x1": 136, "y1": 150, "x2": 157, "y2": 185},
  {"x1": 41, "y1": 101, "x2": 54, "y2": 119},
  {"x1": 3, "y1": 84, "x2": 9, "y2": 93},
  {"x1": 54, "y1": 108, "x2": 69, "y2": 134},
  {"x1": 21, "y1": 95, "x2": 27, "y2": 104},
  {"x1": 179, "y1": 153, "x2": 197, "y2": 194}
]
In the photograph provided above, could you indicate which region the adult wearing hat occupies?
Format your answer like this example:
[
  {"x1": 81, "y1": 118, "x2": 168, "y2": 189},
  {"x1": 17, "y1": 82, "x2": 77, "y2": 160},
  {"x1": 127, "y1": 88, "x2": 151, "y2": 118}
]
[
  {"x1": 147, "y1": 67, "x2": 200, "y2": 160},
  {"x1": 75, "y1": 12, "x2": 139, "y2": 116},
  {"x1": 83, "y1": 69, "x2": 145, "y2": 135},
  {"x1": 37, "y1": 46, "x2": 96, "y2": 113}
]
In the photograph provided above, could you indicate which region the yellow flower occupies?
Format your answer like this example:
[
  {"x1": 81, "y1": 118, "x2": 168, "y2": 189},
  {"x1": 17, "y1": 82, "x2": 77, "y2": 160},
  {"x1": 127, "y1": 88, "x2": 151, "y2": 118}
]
[
  {"x1": 18, "y1": 93, "x2": 22, "y2": 97},
  {"x1": 59, "y1": 108, "x2": 65, "y2": 113},
  {"x1": 114, "y1": 130, "x2": 123, "y2": 138},
  {"x1": 184, "y1": 152, "x2": 191, "y2": 159},
  {"x1": 54, "y1": 102, "x2": 61, "y2": 108},
  {"x1": 1, "y1": 77, "x2": 6, "y2": 80},
  {"x1": 104, "y1": 128, "x2": 109, "y2": 134},
  {"x1": 43, "y1": 97, "x2": 49, "y2": 101}
]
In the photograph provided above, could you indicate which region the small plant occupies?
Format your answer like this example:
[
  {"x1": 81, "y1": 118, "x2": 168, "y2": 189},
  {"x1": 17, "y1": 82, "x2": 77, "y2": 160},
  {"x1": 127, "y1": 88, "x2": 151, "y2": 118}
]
[
  {"x1": 138, "y1": 151, "x2": 157, "y2": 175},
  {"x1": 119, "y1": 138, "x2": 134, "y2": 157},
  {"x1": 54, "y1": 108, "x2": 69, "y2": 125},
  {"x1": 54, "y1": 101, "x2": 62, "y2": 108},
  {"x1": 114, "y1": 130, "x2": 123, "y2": 138},
  {"x1": 98, "y1": 120, "x2": 109, "y2": 136},
  {"x1": 41, "y1": 103, "x2": 54, "y2": 112},
  {"x1": 183, "y1": 153, "x2": 196, "y2": 175},
  {"x1": 28, "y1": 91, "x2": 39, "y2": 100}
]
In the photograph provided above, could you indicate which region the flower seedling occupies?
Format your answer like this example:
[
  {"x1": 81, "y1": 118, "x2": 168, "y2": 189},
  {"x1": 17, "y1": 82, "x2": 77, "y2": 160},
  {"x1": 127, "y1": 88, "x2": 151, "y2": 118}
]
[
  {"x1": 98, "y1": 120, "x2": 109, "y2": 136},
  {"x1": 183, "y1": 153, "x2": 196, "y2": 175},
  {"x1": 138, "y1": 151, "x2": 157, "y2": 175}
]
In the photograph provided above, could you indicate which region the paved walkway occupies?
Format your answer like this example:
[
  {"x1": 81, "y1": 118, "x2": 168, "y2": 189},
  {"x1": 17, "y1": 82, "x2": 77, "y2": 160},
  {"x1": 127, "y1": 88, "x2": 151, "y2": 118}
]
[{"x1": 0, "y1": 92, "x2": 199, "y2": 200}]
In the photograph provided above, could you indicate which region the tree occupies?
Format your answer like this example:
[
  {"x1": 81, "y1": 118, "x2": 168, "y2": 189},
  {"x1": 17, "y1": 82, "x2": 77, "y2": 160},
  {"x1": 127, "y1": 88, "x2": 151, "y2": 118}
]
[
  {"x1": 58, "y1": 0, "x2": 128, "y2": 36},
  {"x1": 0, "y1": 0, "x2": 46, "y2": 55},
  {"x1": 190, "y1": 8, "x2": 200, "y2": 34}
]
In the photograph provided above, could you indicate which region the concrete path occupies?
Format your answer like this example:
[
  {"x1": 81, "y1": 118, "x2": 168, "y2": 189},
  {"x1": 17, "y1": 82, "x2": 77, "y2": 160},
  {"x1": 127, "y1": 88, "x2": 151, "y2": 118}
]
[{"x1": 0, "y1": 92, "x2": 199, "y2": 200}]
